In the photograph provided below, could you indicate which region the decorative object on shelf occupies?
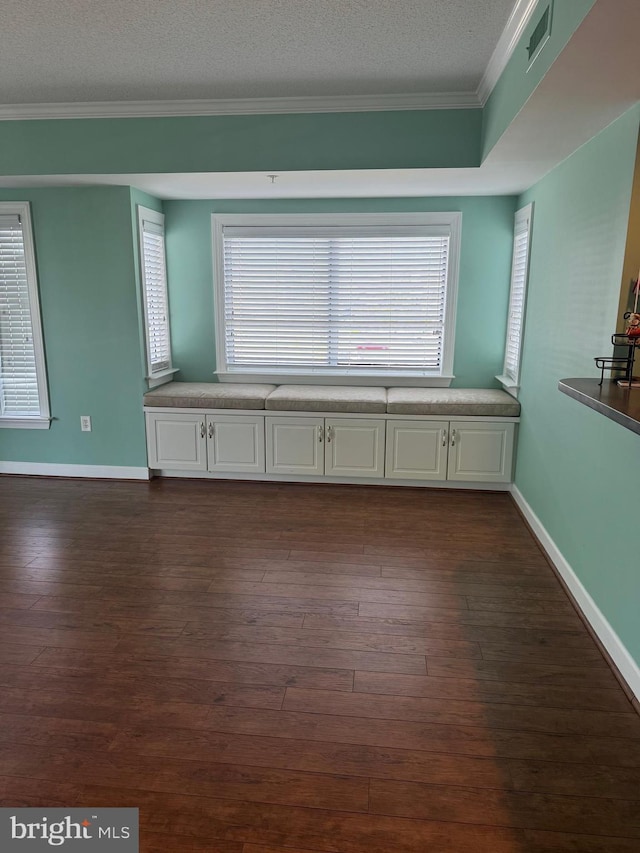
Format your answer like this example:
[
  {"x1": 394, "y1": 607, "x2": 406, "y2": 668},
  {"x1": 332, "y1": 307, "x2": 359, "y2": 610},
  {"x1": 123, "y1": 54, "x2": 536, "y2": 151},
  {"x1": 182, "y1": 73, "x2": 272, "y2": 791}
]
[{"x1": 595, "y1": 271, "x2": 640, "y2": 387}]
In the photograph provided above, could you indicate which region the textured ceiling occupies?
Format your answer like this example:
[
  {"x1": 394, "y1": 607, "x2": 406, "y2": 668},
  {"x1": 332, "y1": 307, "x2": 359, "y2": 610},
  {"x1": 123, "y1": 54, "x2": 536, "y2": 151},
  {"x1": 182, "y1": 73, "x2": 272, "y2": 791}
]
[{"x1": 0, "y1": 0, "x2": 516, "y2": 104}]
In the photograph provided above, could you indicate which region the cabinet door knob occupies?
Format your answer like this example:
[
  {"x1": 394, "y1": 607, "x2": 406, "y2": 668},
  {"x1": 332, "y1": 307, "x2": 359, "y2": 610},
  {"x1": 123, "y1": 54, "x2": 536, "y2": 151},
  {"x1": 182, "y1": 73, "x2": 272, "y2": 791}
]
[
  {"x1": 200, "y1": 422, "x2": 206, "y2": 438},
  {"x1": 318, "y1": 425, "x2": 323, "y2": 442},
  {"x1": 451, "y1": 429, "x2": 456, "y2": 446},
  {"x1": 326, "y1": 425, "x2": 333, "y2": 443},
  {"x1": 208, "y1": 422, "x2": 214, "y2": 438},
  {"x1": 442, "y1": 429, "x2": 448, "y2": 447}
]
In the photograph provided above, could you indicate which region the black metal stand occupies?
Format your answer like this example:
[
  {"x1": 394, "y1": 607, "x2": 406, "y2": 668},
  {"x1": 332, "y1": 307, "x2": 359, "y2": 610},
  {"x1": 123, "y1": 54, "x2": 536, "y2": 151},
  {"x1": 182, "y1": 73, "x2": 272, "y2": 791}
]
[{"x1": 595, "y1": 334, "x2": 639, "y2": 386}]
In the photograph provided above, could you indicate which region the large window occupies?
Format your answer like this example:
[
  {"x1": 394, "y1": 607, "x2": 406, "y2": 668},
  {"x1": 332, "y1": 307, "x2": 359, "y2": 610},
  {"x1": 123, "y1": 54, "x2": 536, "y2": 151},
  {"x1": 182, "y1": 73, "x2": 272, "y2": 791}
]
[
  {"x1": 498, "y1": 203, "x2": 533, "y2": 394},
  {"x1": 213, "y1": 213, "x2": 461, "y2": 383},
  {"x1": 0, "y1": 202, "x2": 50, "y2": 429},
  {"x1": 138, "y1": 206, "x2": 174, "y2": 384}
]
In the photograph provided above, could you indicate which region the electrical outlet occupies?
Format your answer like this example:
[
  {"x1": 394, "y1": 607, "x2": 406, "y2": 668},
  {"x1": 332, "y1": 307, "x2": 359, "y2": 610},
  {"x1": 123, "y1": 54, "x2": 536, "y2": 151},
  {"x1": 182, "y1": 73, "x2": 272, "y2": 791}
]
[{"x1": 80, "y1": 416, "x2": 92, "y2": 432}]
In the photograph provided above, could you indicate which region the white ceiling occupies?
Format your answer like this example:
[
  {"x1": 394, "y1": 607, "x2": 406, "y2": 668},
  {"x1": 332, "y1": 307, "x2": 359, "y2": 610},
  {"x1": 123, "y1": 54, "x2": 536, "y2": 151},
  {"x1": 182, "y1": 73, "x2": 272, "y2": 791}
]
[
  {"x1": 1, "y1": 0, "x2": 516, "y2": 104},
  {"x1": 0, "y1": 165, "x2": 540, "y2": 199}
]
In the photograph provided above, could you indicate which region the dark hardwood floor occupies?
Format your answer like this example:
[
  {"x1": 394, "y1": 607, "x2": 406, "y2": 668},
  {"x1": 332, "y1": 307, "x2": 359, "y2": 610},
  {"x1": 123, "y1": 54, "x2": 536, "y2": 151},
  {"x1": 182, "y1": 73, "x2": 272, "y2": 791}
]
[{"x1": 0, "y1": 475, "x2": 639, "y2": 852}]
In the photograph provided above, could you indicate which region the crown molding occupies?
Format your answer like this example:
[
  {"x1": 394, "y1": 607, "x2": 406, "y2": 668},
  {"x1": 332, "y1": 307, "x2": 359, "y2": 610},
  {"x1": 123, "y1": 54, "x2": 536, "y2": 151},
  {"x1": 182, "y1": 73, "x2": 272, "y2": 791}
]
[
  {"x1": 0, "y1": 91, "x2": 482, "y2": 121},
  {"x1": 477, "y1": 0, "x2": 541, "y2": 104}
]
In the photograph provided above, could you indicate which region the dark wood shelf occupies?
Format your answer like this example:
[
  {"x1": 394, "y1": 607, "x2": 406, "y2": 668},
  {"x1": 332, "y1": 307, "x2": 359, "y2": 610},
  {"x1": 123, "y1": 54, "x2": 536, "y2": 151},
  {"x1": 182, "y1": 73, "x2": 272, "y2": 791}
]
[{"x1": 559, "y1": 378, "x2": 640, "y2": 436}]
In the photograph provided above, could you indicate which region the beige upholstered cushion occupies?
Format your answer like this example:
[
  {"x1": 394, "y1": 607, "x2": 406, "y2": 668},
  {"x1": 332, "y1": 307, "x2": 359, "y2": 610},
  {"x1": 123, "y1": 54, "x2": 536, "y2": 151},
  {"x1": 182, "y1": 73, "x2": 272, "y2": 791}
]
[
  {"x1": 144, "y1": 382, "x2": 276, "y2": 410},
  {"x1": 265, "y1": 385, "x2": 387, "y2": 413},
  {"x1": 386, "y1": 387, "x2": 520, "y2": 417}
]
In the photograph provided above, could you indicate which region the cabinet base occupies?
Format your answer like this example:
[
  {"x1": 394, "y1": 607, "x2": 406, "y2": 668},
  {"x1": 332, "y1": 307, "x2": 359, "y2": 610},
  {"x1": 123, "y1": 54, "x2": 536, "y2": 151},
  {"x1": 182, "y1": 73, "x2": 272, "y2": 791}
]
[{"x1": 151, "y1": 469, "x2": 512, "y2": 490}]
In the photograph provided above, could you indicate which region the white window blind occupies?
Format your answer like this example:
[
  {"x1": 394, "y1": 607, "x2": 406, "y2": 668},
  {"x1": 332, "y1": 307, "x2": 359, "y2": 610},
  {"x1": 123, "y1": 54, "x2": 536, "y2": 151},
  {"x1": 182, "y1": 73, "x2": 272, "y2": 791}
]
[
  {"x1": 502, "y1": 205, "x2": 533, "y2": 386},
  {"x1": 0, "y1": 210, "x2": 47, "y2": 420},
  {"x1": 139, "y1": 212, "x2": 172, "y2": 376},
  {"x1": 221, "y1": 225, "x2": 453, "y2": 375}
]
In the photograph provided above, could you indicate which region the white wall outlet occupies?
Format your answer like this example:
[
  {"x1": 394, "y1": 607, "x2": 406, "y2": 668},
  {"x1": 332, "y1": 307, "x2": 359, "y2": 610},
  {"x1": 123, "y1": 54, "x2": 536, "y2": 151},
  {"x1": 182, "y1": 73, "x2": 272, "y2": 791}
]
[{"x1": 80, "y1": 415, "x2": 92, "y2": 432}]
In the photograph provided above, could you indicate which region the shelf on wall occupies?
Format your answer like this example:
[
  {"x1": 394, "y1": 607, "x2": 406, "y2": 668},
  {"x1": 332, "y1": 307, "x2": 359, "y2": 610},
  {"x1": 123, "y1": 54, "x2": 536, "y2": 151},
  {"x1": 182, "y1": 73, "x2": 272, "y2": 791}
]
[{"x1": 559, "y1": 378, "x2": 640, "y2": 436}]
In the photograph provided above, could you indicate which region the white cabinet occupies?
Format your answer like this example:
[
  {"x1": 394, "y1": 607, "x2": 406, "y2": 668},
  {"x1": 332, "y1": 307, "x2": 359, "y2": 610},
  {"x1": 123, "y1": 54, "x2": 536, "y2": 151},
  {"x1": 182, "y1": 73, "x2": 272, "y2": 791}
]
[
  {"x1": 146, "y1": 409, "x2": 516, "y2": 485},
  {"x1": 325, "y1": 418, "x2": 386, "y2": 478},
  {"x1": 147, "y1": 412, "x2": 266, "y2": 473},
  {"x1": 266, "y1": 417, "x2": 324, "y2": 475},
  {"x1": 447, "y1": 421, "x2": 515, "y2": 483},
  {"x1": 386, "y1": 420, "x2": 448, "y2": 481},
  {"x1": 266, "y1": 416, "x2": 385, "y2": 478},
  {"x1": 206, "y1": 415, "x2": 265, "y2": 474},
  {"x1": 146, "y1": 412, "x2": 207, "y2": 471}
]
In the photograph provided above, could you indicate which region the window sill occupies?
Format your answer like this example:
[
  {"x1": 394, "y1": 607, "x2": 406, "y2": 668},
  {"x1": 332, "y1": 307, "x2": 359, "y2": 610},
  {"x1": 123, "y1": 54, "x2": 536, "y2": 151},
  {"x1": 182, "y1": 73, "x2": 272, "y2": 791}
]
[
  {"x1": 495, "y1": 375, "x2": 520, "y2": 398},
  {"x1": 147, "y1": 368, "x2": 180, "y2": 389},
  {"x1": 0, "y1": 416, "x2": 51, "y2": 430},
  {"x1": 215, "y1": 371, "x2": 455, "y2": 388}
]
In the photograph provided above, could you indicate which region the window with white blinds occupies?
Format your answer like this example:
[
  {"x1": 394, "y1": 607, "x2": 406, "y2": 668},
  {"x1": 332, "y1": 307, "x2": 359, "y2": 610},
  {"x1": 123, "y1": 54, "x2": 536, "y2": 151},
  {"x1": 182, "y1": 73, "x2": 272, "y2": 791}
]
[
  {"x1": 0, "y1": 203, "x2": 50, "y2": 427},
  {"x1": 138, "y1": 208, "x2": 172, "y2": 377},
  {"x1": 213, "y1": 214, "x2": 461, "y2": 379},
  {"x1": 501, "y1": 204, "x2": 533, "y2": 387}
]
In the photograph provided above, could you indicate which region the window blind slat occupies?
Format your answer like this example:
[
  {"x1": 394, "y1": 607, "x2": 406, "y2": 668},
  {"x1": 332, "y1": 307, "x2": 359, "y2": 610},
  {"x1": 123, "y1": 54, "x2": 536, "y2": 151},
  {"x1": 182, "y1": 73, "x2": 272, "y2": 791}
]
[{"x1": 222, "y1": 233, "x2": 450, "y2": 373}]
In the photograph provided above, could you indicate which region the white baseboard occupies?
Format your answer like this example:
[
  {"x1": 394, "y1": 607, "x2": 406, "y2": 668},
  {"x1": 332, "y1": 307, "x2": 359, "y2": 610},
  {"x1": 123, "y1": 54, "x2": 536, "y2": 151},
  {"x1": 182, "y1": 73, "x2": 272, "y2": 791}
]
[
  {"x1": 0, "y1": 461, "x2": 150, "y2": 480},
  {"x1": 511, "y1": 484, "x2": 640, "y2": 702}
]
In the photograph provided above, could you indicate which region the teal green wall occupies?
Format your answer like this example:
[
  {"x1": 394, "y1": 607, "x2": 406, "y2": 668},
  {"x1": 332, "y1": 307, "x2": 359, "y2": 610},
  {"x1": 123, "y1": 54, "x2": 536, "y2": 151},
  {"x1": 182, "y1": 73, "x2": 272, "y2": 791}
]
[
  {"x1": 482, "y1": 0, "x2": 596, "y2": 159},
  {"x1": 0, "y1": 110, "x2": 481, "y2": 176},
  {"x1": 515, "y1": 106, "x2": 640, "y2": 662},
  {"x1": 0, "y1": 186, "x2": 148, "y2": 467},
  {"x1": 164, "y1": 196, "x2": 517, "y2": 387}
]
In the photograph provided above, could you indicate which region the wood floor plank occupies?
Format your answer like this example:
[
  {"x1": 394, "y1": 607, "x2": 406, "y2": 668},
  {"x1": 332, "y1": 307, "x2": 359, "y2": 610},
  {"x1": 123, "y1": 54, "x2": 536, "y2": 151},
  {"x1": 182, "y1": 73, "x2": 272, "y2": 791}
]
[
  {"x1": 368, "y1": 778, "x2": 640, "y2": 837},
  {"x1": 263, "y1": 569, "x2": 566, "y2": 600},
  {"x1": 111, "y1": 726, "x2": 514, "y2": 789},
  {"x1": 30, "y1": 597, "x2": 306, "y2": 628},
  {"x1": 358, "y1": 601, "x2": 583, "y2": 629},
  {"x1": 114, "y1": 636, "x2": 428, "y2": 675},
  {"x1": 304, "y1": 612, "x2": 594, "y2": 646},
  {"x1": 180, "y1": 622, "x2": 481, "y2": 659},
  {"x1": 0, "y1": 744, "x2": 370, "y2": 813},
  {"x1": 426, "y1": 656, "x2": 620, "y2": 689},
  {"x1": 354, "y1": 671, "x2": 632, "y2": 713},
  {"x1": 32, "y1": 648, "x2": 355, "y2": 691},
  {"x1": 282, "y1": 687, "x2": 640, "y2": 738}
]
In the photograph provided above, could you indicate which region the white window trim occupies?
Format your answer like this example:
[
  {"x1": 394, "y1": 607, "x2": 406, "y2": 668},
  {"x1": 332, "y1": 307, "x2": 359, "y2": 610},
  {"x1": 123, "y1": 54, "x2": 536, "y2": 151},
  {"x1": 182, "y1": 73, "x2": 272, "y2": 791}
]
[
  {"x1": 212, "y1": 212, "x2": 461, "y2": 386},
  {"x1": 497, "y1": 203, "x2": 533, "y2": 398},
  {"x1": 0, "y1": 201, "x2": 50, "y2": 429},
  {"x1": 137, "y1": 205, "x2": 175, "y2": 383}
]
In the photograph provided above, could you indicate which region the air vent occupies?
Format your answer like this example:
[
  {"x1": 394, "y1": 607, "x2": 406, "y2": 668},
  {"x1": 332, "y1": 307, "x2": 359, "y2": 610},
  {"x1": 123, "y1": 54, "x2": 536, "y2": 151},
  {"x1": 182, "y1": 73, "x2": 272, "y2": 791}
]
[{"x1": 527, "y1": 2, "x2": 552, "y2": 70}]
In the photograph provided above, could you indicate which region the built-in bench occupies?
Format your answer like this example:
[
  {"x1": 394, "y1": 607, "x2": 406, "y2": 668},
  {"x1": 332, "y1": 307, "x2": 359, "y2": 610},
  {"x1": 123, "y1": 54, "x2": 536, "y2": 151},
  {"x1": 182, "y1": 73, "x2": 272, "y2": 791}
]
[
  {"x1": 143, "y1": 382, "x2": 520, "y2": 487},
  {"x1": 144, "y1": 382, "x2": 521, "y2": 417}
]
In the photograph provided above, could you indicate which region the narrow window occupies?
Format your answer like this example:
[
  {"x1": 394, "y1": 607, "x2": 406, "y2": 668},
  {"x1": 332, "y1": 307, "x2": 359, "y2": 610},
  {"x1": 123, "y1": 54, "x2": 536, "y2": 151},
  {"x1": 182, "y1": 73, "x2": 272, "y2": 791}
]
[
  {"x1": 499, "y1": 203, "x2": 533, "y2": 393},
  {"x1": 0, "y1": 202, "x2": 50, "y2": 428},
  {"x1": 138, "y1": 207, "x2": 172, "y2": 379}
]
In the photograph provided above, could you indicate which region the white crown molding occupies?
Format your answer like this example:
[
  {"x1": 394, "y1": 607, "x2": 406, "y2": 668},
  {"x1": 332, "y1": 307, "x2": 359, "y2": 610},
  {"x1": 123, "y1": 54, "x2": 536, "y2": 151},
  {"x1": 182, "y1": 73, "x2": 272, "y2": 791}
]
[
  {"x1": 477, "y1": 0, "x2": 541, "y2": 104},
  {"x1": 511, "y1": 485, "x2": 640, "y2": 701},
  {"x1": 0, "y1": 461, "x2": 150, "y2": 480},
  {"x1": 0, "y1": 91, "x2": 481, "y2": 122}
]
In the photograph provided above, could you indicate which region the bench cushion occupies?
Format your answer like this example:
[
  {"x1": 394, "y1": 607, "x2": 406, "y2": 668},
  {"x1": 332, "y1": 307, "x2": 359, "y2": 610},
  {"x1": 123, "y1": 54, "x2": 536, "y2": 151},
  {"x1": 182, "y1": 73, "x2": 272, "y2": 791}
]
[
  {"x1": 265, "y1": 385, "x2": 387, "y2": 414},
  {"x1": 386, "y1": 387, "x2": 520, "y2": 417},
  {"x1": 144, "y1": 382, "x2": 276, "y2": 410}
]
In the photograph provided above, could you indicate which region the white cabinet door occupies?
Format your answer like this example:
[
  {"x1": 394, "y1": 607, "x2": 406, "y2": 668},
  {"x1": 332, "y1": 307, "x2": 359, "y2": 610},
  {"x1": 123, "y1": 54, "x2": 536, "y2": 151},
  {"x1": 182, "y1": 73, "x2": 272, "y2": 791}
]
[
  {"x1": 325, "y1": 418, "x2": 386, "y2": 478},
  {"x1": 447, "y1": 421, "x2": 515, "y2": 483},
  {"x1": 266, "y1": 417, "x2": 325, "y2": 475},
  {"x1": 385, "y1": 420, "x2": 448, "y2": 480},
  {"x1": 207, "y1": 415, "x2": 265, "y2": 473},
  {"x1": 146, "y1": 412, "x2": 207, "y2": 471}
]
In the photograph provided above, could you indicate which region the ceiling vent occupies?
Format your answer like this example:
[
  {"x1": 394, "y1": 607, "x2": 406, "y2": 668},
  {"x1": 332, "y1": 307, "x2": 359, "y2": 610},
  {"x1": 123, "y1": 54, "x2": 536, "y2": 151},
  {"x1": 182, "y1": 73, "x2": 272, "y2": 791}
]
[{"x1": 526, "y1": 2, "x2": 553, "y2": 71}]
